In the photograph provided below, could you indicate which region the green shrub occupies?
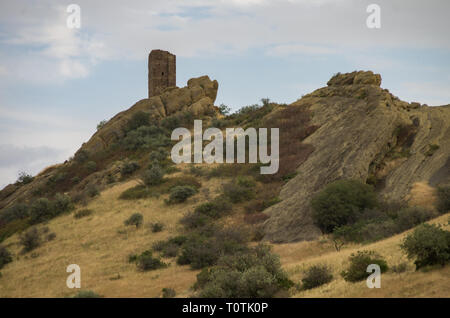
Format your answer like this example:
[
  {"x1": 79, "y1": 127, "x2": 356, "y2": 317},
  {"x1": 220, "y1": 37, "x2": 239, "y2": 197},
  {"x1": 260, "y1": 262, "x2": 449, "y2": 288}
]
[
  {"x1": 301, "y1": 264, "x2": 333, "y2": 290},
  {"x1": 436, "y1": 186, "x2": 450, "y2": 214},
  {"x1": 401, "y1": 223, "x2": 450, "y2": 270},
  {"x1": 151, "y1": 222, "x2": 164, "y2": 233},
  {"x1": 0, "y1": 203, "x2": 29, "y2": 225},
  {"x1": 97, "y1": 120, "x2": 107, "y2": 130},
  {"x1": 150, "y1": 149, "x2": 169, "y2": 163},
  {"x1": 74, "y1": 149, "x2": 89, "y2": 163},
  {"x1": 85, "y1": 185, "x2": 100, "y2": 198},
  {"x1": 53, "y1": 193, "x2": 73, "y2": 215},
  {"x1": 162, "y1": 288, "x2": 176, "y2": 298},
  {"x1": 121, "y1": 161, "x2": 140, "y2": 177},
  {"x1": 189, "y1": 166, "x2": 206, "y2": 177},
  {"x1": 126, "y1": 111, "x2": 150, "y2": 131},
  {"x1": 194, "y1": 197, "x2": 232, "y2": 219},
  {"x1": 153, "y1": 236, "x2": 187, "y2": 258},
  {"x1": 85, "y1": 161, "x2": 97, "y2": 172},
  {"x1": 425, "y1": 143, "x2": 440, "y2": 156},
  {"x1": 73, "y1": 290, "x2": 102, "y2": 298},
  {"x1": 46, "y1": 232, "x2": 56, "y2": 241},
  {"x1": 135, "y1": 250, "x2": 167, "y2": 271},
  {"x1": 74, "y1": 209, "x2": 93, "y2": 219},
  {"x1": 180, "y1": 212, "x2": 213, "y2": 230},
  {"x1": 124, "y1": 213, "x2": 143, "y2": 228},
  {"x1": 341, "y1": 250, "x2": 388, "y2": 282},
  {"x1": 0, "y1": 245, "x2": 13, "y2": 269},
  {"x1": 391, "y1": 262, "x2": 408, "y2": 273},
  {"x1": 167, "y1": 186, "x2": 197, "y2": 204},
  {"x1": 16, "y1": 171, "x2": 33, "y2": 185},
  {"x1": 141, "y1": 165, "x2": 165, "y2": 186},
  {"x1": 195, "y1": 244, "x2": 293, "y2": 298},
  {"x1": 311, "y1": 180, "x2": 377, "y2": 233},
  {"x1": 19, "y1": 227, "x2": 42, "y2": 253},
  {"x1": 223, "y1": 182, "x2": 255, "y2": 203},
  {"x1": 394, "y1": 207, "x2": 437, "y2": 232},
  {"x1": 29, "y1": 198, "x2": 54, "y2": 224}
]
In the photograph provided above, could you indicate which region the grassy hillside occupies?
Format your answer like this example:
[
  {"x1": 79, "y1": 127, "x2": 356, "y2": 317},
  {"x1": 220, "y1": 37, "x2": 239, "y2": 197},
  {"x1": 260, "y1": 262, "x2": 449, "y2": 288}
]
[{"x1": 1, "y1": 166, "x2": 448, "y2": 297}]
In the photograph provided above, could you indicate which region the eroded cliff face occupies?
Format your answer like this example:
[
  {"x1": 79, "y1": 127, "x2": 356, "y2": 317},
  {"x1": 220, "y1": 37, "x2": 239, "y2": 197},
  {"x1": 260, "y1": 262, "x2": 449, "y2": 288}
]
[{"x1": 262, "y1": 71, "x2": 450, "y2": 243}]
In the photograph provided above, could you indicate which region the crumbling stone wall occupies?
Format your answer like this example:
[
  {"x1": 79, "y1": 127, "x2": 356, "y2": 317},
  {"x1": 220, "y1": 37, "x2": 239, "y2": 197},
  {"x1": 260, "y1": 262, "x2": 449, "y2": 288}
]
[{"x1": 148, "y1": 50, "x2": 176, "y2": 97}]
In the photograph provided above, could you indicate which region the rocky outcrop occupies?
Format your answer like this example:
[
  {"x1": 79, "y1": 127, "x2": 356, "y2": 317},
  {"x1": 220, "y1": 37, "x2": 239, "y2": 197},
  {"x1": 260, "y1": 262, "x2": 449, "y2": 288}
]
[
  {"x1": 262, "y1": 71, "x2": 450, "y2": 243},
  {"x1": 79, "y1": 75, "x2": 219, "y2": 154}
]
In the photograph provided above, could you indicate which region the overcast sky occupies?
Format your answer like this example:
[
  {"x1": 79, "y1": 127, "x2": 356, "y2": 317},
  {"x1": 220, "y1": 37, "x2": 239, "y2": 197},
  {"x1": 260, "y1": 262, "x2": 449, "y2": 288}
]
[{"x1": 0, "y1": 0, "x2": 450, "y2": 189}]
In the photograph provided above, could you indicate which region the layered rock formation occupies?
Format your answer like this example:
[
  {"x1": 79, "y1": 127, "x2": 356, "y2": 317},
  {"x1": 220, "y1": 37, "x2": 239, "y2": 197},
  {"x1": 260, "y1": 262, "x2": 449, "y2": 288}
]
[
  {"x1": 262, "y1": 71, "x2": 450, "y2": 242},
  {"x1": 79, "y1": 75, "x2": 219, "y2": 154}
]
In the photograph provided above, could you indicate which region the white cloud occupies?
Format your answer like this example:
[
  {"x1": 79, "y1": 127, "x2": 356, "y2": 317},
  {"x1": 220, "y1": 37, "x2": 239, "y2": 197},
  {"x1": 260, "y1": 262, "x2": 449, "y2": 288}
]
[{"x1": 267, "y1": 43, "x2": 338, "y2": 56}]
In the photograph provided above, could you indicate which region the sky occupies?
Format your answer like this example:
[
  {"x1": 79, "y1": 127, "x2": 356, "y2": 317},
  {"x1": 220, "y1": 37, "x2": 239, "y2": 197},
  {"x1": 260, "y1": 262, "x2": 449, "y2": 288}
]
[{"x1": 0, "y1": 0, "x2": 449, "y2": 189}]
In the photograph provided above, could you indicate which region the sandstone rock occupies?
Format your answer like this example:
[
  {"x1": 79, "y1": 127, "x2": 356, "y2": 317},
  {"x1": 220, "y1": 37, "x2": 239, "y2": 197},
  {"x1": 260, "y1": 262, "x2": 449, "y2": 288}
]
[{"x1": 263, "y1": 71, "x2": 450, "y2": 243}]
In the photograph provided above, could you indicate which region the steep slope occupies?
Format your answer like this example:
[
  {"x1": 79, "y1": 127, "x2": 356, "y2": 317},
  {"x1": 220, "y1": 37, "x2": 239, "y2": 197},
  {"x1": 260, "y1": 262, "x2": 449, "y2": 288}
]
[{"x1": 262, "y1": 71, "x2": 450, "y2": 242}]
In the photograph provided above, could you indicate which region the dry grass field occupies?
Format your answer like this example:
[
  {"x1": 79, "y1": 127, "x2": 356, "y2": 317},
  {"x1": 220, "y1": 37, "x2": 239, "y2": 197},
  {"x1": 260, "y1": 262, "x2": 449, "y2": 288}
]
[{"x1": 0, "y1": 172, "x2": 449, "y2": 298}]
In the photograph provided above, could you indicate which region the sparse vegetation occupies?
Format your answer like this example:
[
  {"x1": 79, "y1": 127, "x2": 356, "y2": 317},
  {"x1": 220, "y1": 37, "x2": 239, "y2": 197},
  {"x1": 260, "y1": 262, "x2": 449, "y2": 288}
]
[
  {"x1": 162, "y1": 288, "x2": 176, "y2": 298},
  {"x1": 132, "y1": 250, "x2": 167, "y2": 271},
  {"x1": 150, "y1": 222, "x2": 164, "y2": 233},
  {"x1": 74, "y1": 209, "x2": 93, "y2": 219},
  {"x1": 19, "y1": 227, "x2": 42, "y2": 253},
  {"x1": 141, "y1": 165, "x2": 165, "y2": 186},
  {"x1": 167, "y1": 186, "x2": 197, "y2": 204},
  {"x1": 425, "y1": 143, "x2": 440, "y2": 156},
  {"x1": 73, "y1": 290, "x2": 102, "y2": 298},
  {"x1": 436, "y1": 186, "x2": 450, "y2": 214},
  {"x1": 16, "y1": 171, "x2": 34, "y2": 185},
  {"x1": 0, "y1": 245, "x2": 13, "y2": 269}
]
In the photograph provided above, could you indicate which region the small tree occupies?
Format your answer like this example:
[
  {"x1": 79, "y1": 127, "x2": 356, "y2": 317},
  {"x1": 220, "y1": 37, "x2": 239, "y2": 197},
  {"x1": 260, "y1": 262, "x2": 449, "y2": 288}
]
[
  {"x1": 436, "y1": 186, "x2": 450, "y2": 214},
  {"x1": 311, "y1": 180, "x2": 377, "y2": 233},
  {"x1": 401, "y1": 223, "x2": 450, "y2": 270},
  {"x1": 125, "y1": 213, "x2": 143, "y2": 228},
  {"x1": 97, "y1": 120, "x2": 107, "y2": 130},
  {"x1": 16, "y1": 171, "x2": 33, "y2": 185}
]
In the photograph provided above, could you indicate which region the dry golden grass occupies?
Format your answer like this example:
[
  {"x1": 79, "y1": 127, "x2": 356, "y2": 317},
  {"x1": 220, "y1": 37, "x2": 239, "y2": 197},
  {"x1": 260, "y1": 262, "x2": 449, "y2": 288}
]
[
  {"x1": 1, "y1": 169, "x2": 449, "y2": 298},
  {"x1": 273, "y1": 213, "x2": 450, "y2": 298},
  {"x1": 0, "y1": 173, "x2": 226, "y2": 298},
  {"x1": 406, "y1": 181, "x2": 438, "y2": 210}
]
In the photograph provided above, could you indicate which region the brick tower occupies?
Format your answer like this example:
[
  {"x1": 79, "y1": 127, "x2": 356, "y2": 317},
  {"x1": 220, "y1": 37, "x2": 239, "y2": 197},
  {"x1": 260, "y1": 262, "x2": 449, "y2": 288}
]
[{"x1": 148, "y1": 50, "x2": 176, "y2": 98}]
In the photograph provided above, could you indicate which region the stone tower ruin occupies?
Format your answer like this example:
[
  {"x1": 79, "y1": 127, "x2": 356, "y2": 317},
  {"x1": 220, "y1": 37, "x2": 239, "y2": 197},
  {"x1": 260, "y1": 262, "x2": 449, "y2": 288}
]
[{"x1": 148, "y1": 50, "x2": 176, "y2": 98}]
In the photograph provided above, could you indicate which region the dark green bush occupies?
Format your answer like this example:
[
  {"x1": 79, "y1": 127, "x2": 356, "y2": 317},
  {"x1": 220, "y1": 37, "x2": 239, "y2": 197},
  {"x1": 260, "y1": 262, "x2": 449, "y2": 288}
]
[
  {"x1": 401, "y1": 223, "x2": 450, "y2": 270},
  {"x1": 180, "y1": 212, "x2": 212, "y2": 230},
  {"x1": 73, "y1": 290, "x2": 102, "y2": 298},
  {"x1": 394, "y1": 207, "x2": 437, "y2": 232},
  {"x1": 153, "y1": 235, "x2": 187, "y2": 258},
  {"x1": 167, "y1": 186, "x2": 197, "y2": 204},
  {"x1": 0, "y1": 245, "x2": 13, "y2": 269},
  {"x1": 53, "y1": 193, "x2": 73, "y2": 214},
  {"x1": 119, "y1": 185, "x2": 152, "y2": 200},
  {"x1": 135, "y1": 250, "x2": 167, "y2": 271},
  {"x1": 124, "y1": 213, "x2": 143, "y2": 228},
  {"x1": 85, "y1": 184, "x2": 100, "y2": 198},
  {"x1": 301, "y1": 264, "x2": 333, "y2": 290},
  {"x1": 151, "y1": 222, "x2": 164, "y2": 233},
  {"x1": 126, "y1": 111, "x2": 150, "y2": 131},
  {"x1": 341, "y1": 250, "x2": 388, "y2": 282},
  {"x1": 74, "y1": 209, "x2": 93, "y2": 219},
  {"x1": 19, "y1": 227, "x2": 42, "y2": 253},
  {"x1": 0, "y1": 203, "x2": 29, "y2": 225},
  {"x1": 85, "y1": 161, "x2": 97, "y2": 172},
  {"x1": 141, "y1": 165, "x2": 165, "y2": 186},
  {"x1": 311, "y1": 180, "x2": 377, "y2": 233},
  {"x1": 74, "y1": 150, "x2": 89, "y2": 163},
  {"x1": 195, "y1": 244, "x2": 293, "y2": 298},
  {"x1": 194, "y1": 197, "x2": 232, "y2": 219},
  {"x1": 436, "y1": 186, "x2": 450, "y2": 214},
  {"x1": 121, "y1": 161, "x2": 140, "y2": 177},
  {"x1": 162, "y1": 288, "x2": 176, "y2": 298}
]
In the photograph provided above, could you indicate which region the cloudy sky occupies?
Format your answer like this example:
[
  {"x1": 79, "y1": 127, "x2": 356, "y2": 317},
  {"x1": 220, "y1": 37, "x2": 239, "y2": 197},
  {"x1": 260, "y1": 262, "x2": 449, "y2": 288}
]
[{"x1": 0, "y1": 0, "x2": 449, "y2": 188}]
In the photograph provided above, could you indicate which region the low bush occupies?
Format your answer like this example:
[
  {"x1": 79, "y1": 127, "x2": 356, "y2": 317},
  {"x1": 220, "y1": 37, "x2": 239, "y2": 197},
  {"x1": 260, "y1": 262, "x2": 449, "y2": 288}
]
[
  {"x1": 16, "y1": 171, "x2": 34, "y2": 185},
  {"x1": 436, "y1": 186, "x2": 450, "y2": 214},
  {"x1": 73, "y1": 290, "x2": 102, "y2": 298},
  {"x1": 133, "y1": 250, "x2": 167, "y2": 271},
  {"x1": 167, "y1": 186, "x2": 197, "y2": 204},
  {"x1": 301, "y1": 264, "x2": 333, "y2": 290},
  {"x1": 141, "y1": 165, "x2": 165, "y2": 186},
  {"x1": 74, "y1": 209, "x2": 93, "y2": 219},
  {"x1": 124, "y1": 213, "x2": 143, "y2": 228},
  {"x1": 85, "y1": 161, "x2": 97, "y2": 172},
  {"x1": 126, "y1": 111, "x2": 151, "y2": 132},
  {"x1": 341, "y1": 250, "x2": 388, "y2": 282},
  {"x1": 0, "y1": 245, "x2": 13, "y2": 269},
  {"x1": 180, "y1": 212, "x2": 212, "y2": 230},
  {"x1": 29, "y1": 198, "x2": 54, "y2": 224},
  {"x1": 162, "y1": 288, "x2": 176, "y2": 298},
  {"x1": 0, "y1": 203, "x2": 29, "y2": 225},
  {"x1": 151, "y1": 222, "x2": 164, "y2": 233},
  {"x1": 401, "y1": 223, "x2": 450, "y2": 270},
  {"x1": 121, "y1": 161, "x2": 140, "y2": 177},
  {"x1": 119, "y1": 185, "x2": 153, "y2": 200},
  {"x1": 153, "y1": 235, "x2": 187, "y2": 258},
  {"x1": 194, "y1": 244, "x2": 293, "y2": 298},
  {"x1": 19, "y1": 227, "x2": 42, "y2": 253},
  {"x1": 223, "y1": 181, "x2": 255, "y2": 203},
  {"x1": 194, "y1": 197, "x2": 232, "y2": 219}
]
